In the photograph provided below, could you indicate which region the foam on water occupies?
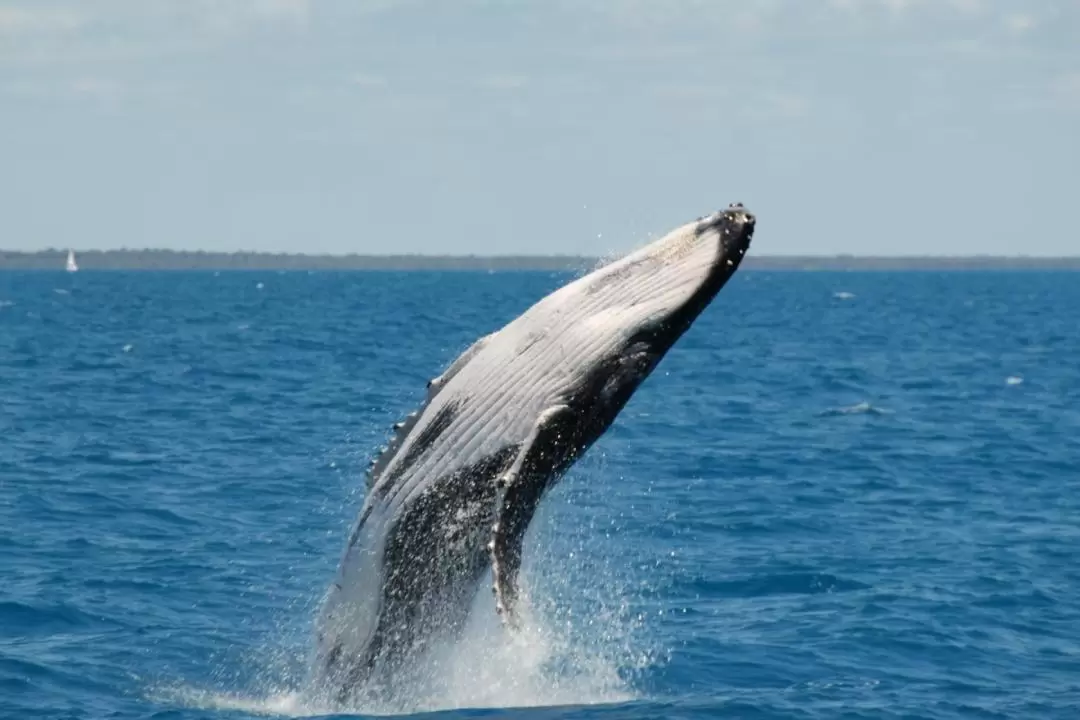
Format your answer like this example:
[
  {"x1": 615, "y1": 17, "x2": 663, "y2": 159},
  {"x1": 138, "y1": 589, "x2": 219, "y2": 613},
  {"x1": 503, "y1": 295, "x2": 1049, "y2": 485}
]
[
  {"x1": 819, "y1": 401, "x2": 892, "y2": 416},
  {"x1": 158, "y1": 586, "x2": 639, "y2": 717},
  {"x1": 349, "y1": 594, "x2": 636, "y2": 715},
  {"x1": 158, "y1": 464, "x2": 649, "y2": 717},
  {"x1": 151, "y1": 687, "x2": 319, "y2": 718}
]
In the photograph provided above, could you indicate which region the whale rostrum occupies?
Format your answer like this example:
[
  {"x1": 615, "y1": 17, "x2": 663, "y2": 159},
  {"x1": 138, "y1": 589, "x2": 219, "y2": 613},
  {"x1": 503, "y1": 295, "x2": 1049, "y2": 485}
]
[{"x1": 312, "y1": 203, "x2": 756, "y2": 699}]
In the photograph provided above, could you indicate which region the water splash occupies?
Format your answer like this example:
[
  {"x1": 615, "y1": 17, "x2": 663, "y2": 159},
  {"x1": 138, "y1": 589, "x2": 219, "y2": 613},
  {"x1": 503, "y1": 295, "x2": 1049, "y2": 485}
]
[
  {"x1": 151, "y1": 685, "x2": 321, "y2": 718},
  {"x1": 157, "y1": 467, "x2": 654, "y2": 716},
  {"x1": 332, "y1": 590, "x2": 639, "y2": 715},
  {"x1": 158, "y1": 590, "x2": 641, "y2": 717}
]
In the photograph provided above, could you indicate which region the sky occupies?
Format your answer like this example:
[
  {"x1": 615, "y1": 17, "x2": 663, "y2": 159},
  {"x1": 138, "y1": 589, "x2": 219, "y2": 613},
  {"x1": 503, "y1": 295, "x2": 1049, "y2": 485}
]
[{"x1": 0, "y1": 1, "x2": 1077, "y2": 257}]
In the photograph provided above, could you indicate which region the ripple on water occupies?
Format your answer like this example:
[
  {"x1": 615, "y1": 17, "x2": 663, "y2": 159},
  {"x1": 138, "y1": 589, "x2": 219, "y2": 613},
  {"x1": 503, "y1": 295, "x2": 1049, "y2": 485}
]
[{"x1": 1, "y1": 271, "x2": 1079, "y2": 719}]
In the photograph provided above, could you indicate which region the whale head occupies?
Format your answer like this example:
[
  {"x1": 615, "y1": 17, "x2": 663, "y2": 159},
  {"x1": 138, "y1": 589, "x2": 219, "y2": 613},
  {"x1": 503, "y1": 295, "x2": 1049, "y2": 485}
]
[{"x1": 533, "y1": 202, "x2": 756, "y2": 351}]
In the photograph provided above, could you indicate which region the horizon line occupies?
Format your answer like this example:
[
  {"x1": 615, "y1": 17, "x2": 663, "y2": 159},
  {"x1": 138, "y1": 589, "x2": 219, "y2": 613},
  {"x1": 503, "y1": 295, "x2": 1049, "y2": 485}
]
[{"x1": 5, "y1": 249, "x2": 1080, "y2": 260}]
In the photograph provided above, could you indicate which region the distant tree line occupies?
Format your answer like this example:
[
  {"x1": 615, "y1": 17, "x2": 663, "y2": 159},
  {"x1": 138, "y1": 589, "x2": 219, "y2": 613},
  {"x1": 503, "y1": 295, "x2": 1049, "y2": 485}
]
[
  {"x1": 1, "y1": 249, "x2": 1078, "y2": 271},
  {"x1": 0, "y1": 249, "x2": 595, "y2": 271}
]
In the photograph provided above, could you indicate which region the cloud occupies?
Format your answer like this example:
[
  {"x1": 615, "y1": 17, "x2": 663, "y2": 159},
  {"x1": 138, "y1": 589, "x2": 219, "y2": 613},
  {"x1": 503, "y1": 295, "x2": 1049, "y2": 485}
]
[
  {"x1": 1004, "y1": 13, "x2": 1036, "y2": 33},
  {"x1": 0, "y1": 0, "x2": 311, "y2": 42},
  {"x1": 249, "y1": 0, "x2": 310, "y2": 23},
  {"x1": 828, "y1": 0, "x2": 984, "y2": 13},
  {"x1": 0, "y1": 0, "x2": 316, "y2": 68},
  {"x1": 0, "y1": 74, "x2": 123, "y2": 103},
  {"x1": 0, "y1": 5, "x2": 83, "y2": 35},
  {"x1": 764, "y1": 91, "x2": 810, "y2": 118},
  {"x1": 1052, "y1": 72, "x2": 1080, "y2": 108},
  {"x1": 475, "y1": 74, "x2": 529, "y2": 91},
  {"x1": 177, "y1": 0, "x2": 312, "y2": 34},
  {"x1": 70, "y1": 76, "x2": 121, "y2": 99},
  {"x1": 352, "y1": 73, "x2": 388, "y2": 88}
]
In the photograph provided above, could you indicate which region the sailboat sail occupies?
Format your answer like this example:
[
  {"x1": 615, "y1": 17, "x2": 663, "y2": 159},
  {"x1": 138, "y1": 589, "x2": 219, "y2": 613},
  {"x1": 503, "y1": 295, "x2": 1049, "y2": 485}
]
[{"x1": 66, "y1": 250, "x2": 78, "y2": 272}]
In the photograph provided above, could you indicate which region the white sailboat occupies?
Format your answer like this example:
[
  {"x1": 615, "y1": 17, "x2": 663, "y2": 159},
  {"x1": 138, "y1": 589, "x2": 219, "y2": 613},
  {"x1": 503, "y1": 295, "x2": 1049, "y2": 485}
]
[{"x1": 66, "y1": 249, "x2": 78, "y2": 272}]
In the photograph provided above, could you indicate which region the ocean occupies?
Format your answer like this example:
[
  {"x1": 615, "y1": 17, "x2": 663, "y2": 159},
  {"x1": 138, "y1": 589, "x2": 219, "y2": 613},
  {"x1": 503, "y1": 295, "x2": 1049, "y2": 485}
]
[{"x1": 1, "y1": 269, "x2": 1078, "y2": 719}]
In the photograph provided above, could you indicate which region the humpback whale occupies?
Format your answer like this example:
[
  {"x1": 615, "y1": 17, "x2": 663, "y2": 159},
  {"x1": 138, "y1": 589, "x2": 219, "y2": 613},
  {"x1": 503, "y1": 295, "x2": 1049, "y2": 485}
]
[{"x1": 312, "y1": 203, "x2": 756, "y2": 700}]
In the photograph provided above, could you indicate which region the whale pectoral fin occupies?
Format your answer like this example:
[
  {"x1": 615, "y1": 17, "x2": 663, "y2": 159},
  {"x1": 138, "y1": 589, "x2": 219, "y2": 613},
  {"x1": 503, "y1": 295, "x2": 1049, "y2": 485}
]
[{"x1": 490, "y1": 403, "x2": 576, "y2": 628}]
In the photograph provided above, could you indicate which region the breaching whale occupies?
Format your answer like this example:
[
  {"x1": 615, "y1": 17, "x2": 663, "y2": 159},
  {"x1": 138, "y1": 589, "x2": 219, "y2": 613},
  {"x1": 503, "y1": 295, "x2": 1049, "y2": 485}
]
[{"x1": 312, "y1": 203, "x2": 756, "y2": 700}]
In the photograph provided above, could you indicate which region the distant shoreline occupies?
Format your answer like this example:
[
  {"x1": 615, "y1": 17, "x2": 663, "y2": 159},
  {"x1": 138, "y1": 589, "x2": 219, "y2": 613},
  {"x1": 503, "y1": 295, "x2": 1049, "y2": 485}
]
[{"x1": 2, "y1": 250, "x2": 1079, "y2": 271}]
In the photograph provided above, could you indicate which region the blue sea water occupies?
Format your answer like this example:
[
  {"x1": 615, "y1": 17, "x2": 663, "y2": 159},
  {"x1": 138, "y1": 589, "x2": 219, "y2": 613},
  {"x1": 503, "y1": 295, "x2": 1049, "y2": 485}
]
[{"x1": 1, "y1": 269, "x2": 1079, "y2": 720}]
